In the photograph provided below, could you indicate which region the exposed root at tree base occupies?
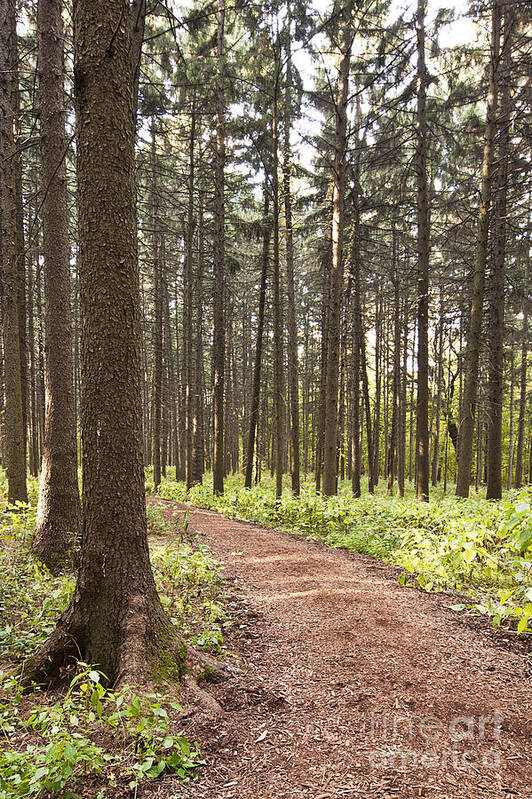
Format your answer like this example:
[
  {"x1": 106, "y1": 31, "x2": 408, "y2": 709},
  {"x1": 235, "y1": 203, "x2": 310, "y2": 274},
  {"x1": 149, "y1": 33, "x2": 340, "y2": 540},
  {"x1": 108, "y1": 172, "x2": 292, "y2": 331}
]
[{"x1": 18, "y1": 601, "x2": 228, "y2": 717}]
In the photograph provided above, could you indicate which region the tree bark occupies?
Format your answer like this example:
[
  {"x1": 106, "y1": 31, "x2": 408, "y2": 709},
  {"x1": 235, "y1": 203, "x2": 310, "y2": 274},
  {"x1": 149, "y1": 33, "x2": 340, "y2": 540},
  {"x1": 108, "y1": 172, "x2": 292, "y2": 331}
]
[
  {"x1": 486, "y1": 0, "x2": 514, "y2": 500},
  {"x1": 283, "y1": 8, "x2": 300, "y2": 496},
  {"x1": 322, "y1": 15, "x2": 352, "y2": 496},
  {"x1": 272, "y1": 63, "x2": 284, "y2": 501},
  {"x1": 191, "y1": 199, "x2": 205, "y2": 485},
  {"x1": 33, "y1": 0, "x2": 81, "y2": 566},
  {"x1": 0, "y1": 0, "x2": 27, "y2": 505},
  {"x1": 212, "y1": 0, "x2": 226, "y2": 495},
  {"x1": 245, "y1": 184, "x2": 269, "y2": 489},
  {"x1": 507, "y1": 332, "x2": 515, "y2": 490},
  {"x1": 150, "y1": 121, "x2": 163, "y2": 493},
  {"x1": 456, "y1": 0, "x2": 500, "y2": 497},
  {"x1": 514, "y1": 260, "x2": 529, "y2": 488},
  {"x1": 183, "y1": 98, "x2": 196, "y2": 490},
  {"x1": 387, "y1": 224, "x2": 401, "y2": 495},
  {"x1": 431, "y1": 312, "x2": 444, "y2": 487},
  {"x1": 415, "y1": 0, "x2": 430, "y2": 501},
  {"x1": 350, "y1": 203, "x2": 362, "y2": 497},
  {"x1": 24, "y1": 0, "x2": 218, "y2": 689}
]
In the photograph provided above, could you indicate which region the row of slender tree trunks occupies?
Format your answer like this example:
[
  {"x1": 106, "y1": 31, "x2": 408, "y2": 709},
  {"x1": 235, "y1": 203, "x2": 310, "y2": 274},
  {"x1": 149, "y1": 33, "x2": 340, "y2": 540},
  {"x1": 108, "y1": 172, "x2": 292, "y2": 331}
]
[
  {"x1": 1, "y1": 0, "x2": 530, "y2": 512},
  {"x1": 2, "y1": 186, "x2": 531, "y2": 503}
]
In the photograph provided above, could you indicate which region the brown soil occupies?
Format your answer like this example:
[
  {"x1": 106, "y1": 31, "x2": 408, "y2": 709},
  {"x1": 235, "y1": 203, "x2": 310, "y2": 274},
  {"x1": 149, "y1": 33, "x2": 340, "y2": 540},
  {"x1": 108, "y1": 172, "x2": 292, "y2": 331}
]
[{"x1": 148, "y1": 499, "x2": 531, "y2": 799}]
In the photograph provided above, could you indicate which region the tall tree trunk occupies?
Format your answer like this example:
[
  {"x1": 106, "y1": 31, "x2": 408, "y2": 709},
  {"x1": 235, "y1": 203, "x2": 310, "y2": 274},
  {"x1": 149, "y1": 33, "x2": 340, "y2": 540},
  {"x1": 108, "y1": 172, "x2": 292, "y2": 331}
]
[
  {"x1": 415, "y1": 0, "x2": 430, "y2": 501},
  {"x1": 283, "y1": 8, "x2": 300, "y2": 496},
  {"x1": 212, "y1": 0, "x2": 226, "y2": 495},
  {"x1": 315, "y1": 233, "x2": 329, "y2": 491},
  {"x1": 506, "y1": 333, "x2": 515, "y2": 490},
  {"x1": 408, "y1": 318, "x2": 416, "y2": 483},
  {"x1": 397, "y1": 293, "x2": 408, "y2": 496},
  {"x1": 361, "y1": 326, "x2": 374, "y2": 494},
  {"x1": 387, "y1": 224, "x2": 401, "y2": 495},
  {"x1": 350, "y1": 201, "x2": 362, "y2": 497},
  {"x1": 33, "y1": 0, "x2": 81, "y2": 566},
  {"x1": 272, "y1": 63, "x2": 284, "y2": 501},
  {"x1": 28, "y1": 254, "x2": 39, "y2": 477},
  {"x1": 151, "y1": 120, "x2": 163, "y2": 493},
  {"x1": 372, "y1": 287, "x2": 382, "y2": 486},
  {"x1": 323, "y1": 16, "x2": 352, "y2": 496},
  {"x1": 514, "y1": 261, "x2": 529, "y2": 488},
  {"x1": 0, "y1": 0, "x2": 27, "y2": 505},
  {"x1": 431, "y1": 312, "x2": 444, "y2": 487},
  {"x1": 25, "y1": 0, "x2": 218, "y2": 689},
  {"x1": 183, "y1": 99, "x2": 196, "y2": 490},
  {"x1": 192, "y1": 199, "x2": 205, "y2": 484},
  {"x1": 245, "y1": 184, "x2": 269, "y2": 489},
  {"x1": 487, "y1": 1, "x2": 514, "y2": 500},
  {"x1": 456, "y1": 0, "x2": 500, "y2": 497}
]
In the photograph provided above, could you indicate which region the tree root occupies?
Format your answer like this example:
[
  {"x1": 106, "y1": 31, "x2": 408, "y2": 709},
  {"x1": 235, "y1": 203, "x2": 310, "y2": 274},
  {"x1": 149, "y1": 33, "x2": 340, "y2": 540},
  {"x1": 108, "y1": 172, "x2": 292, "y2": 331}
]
[
  {"x1": 182, "y1": 674, "x2": 224, "y2": 716},
  {"x1": 184, "y1": 643, "x2": 229, "y2": 683},
  {"x1": 18, "y1": 597, "x2": 229, "y2": 721}
]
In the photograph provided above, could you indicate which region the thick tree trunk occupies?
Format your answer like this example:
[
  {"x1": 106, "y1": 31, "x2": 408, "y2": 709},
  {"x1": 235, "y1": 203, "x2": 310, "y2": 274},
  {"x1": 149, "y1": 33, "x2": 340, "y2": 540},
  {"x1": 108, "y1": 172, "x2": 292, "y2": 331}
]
[
  {"x1": 456, "y1": 0, "x2": 500, "y2": 497},
  {"x1": 323, "y1": 18, "x2": 352, "y2": 496},
  {"x1": 0, "y1": 0, "x2": 27, "y2": 505},
  {"x1": 487, "y1": 1, "x2": 514, "y2": 500},
  {"x1": 24, "y1": 0, "x2": 219, "y2": 689},
  {"x1": 33, "y1": 0, "x2": 81, "y2": 566}
]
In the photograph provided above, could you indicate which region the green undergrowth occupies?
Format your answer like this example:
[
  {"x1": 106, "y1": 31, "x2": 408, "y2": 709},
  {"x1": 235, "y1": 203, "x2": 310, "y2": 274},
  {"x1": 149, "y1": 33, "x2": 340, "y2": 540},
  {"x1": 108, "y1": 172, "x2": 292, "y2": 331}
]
[
  {"x1": 0, "y1": 666, "x2": 201, "y2": 799},
  {"x1": 150, "y1": 471, "x2": 532, "y2": 635},
  {"x1": 147, "y1": 504, "x2": 227, "y2": 653},
  {"x1": 0, "y1": 472, "x2": 226, "y2": 798}
]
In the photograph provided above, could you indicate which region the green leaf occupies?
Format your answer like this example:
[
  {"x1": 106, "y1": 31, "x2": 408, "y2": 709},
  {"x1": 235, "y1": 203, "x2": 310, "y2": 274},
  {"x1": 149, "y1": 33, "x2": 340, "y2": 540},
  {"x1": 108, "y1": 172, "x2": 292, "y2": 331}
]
[
  {"x1": 146, "y1": 759, "x2": 166, "y2": 778},
  {"x1": 517, "y1": 616, "x2": 529, "y2": 635}
]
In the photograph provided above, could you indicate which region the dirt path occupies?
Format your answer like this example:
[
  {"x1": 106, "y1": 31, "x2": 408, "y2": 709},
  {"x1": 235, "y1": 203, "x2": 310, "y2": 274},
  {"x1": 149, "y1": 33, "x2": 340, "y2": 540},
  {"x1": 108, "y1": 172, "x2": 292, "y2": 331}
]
[{"x1": 151, "y1": 500, "x2": 531, "y2": 799}]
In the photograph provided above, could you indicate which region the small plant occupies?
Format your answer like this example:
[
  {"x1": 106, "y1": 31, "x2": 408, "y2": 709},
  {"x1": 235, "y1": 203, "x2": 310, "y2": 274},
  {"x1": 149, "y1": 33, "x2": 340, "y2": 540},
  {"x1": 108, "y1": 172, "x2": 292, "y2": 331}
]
[
  {"x1": 0, "y1": 666, "x2": 201, "y2": 799},
  {"x1": 0, "y1": 477, "x2": 223, "y2": 798},
  {"x1": 147, "y1": 503, "x2": 170, "y2": 536}
]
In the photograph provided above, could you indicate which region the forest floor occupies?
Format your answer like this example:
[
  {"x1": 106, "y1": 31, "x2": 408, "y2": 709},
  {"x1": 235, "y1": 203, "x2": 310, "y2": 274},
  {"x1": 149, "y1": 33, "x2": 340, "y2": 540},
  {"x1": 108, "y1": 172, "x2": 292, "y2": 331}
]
[{"x1": 147, "y1": 498, "x2": 531, "y2": 799}]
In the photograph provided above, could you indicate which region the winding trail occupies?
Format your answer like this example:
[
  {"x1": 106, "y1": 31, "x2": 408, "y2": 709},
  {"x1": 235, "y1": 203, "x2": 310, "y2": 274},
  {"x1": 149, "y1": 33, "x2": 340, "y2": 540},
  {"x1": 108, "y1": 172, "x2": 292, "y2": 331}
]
[{"x1": 151, "y1": 499, "x2": 531, "y2": 799}]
